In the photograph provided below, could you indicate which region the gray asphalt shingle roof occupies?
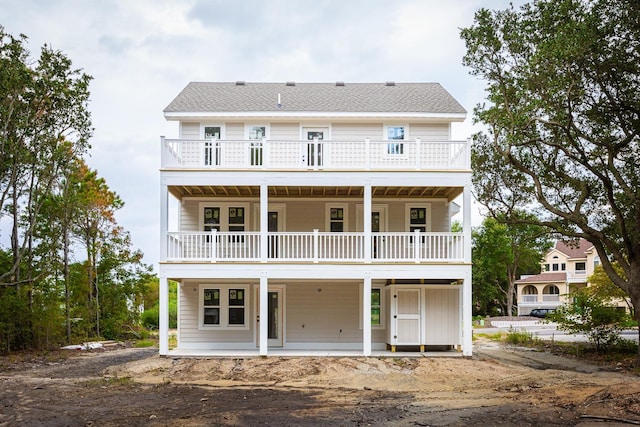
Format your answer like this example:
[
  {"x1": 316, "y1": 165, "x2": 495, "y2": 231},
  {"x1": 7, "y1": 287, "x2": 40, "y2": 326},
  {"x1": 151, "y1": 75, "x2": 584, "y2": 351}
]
[{"x1": 164, "y1": 82, "x2": 466, "y2": 114}]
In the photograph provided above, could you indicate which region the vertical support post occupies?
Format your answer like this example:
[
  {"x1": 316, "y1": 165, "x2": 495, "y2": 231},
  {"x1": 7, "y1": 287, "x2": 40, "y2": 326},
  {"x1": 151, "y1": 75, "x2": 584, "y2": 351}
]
[
  {"x1": 260, "y1": 181, "x2": 268, "y2": 262},
  {"x1": 462, "y1": 273, "x2": 472, "y2": 356},
  {"x1": 211, "y1": 229, "x2": 217, "y2": 262},
  {"x1": 262, "y1": 137, "x2": 268, "y2": 169},
  {"x1": 259, "y1": 272, "x2": 268, "y2": 356},
  {"x1": 159, "y1": 275, "x2": 169, "y2": 355},
  {"x1": 463, "y1": 182, "x2": 472, "y2": 263},
  {"x1": 365, "y1": 137, "x2": 371, "y2": 170},
  {"x1": 363, "y1": 274, "x2": 372, "y2": 356},
  {"x1": 160, "y1": 178, "x2": 168, "y2": 262},
  {"x1": 313, "y1": 229, "x2": 319, "y2": 263},
  {"x1": 414, "y1": 229, "x2": 421, "y2": 263},
  {"x1": 364, "y1": 180, "x2": 372, "y2": 263}
]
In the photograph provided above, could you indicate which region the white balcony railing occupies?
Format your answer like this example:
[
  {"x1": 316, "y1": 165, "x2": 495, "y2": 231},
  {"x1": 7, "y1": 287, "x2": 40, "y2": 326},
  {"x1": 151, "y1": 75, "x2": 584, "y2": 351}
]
[
  {"x1": 521, "y1": 295, "x2": 538, "y2": 303},
  {"x1": 166, "y1": 231, "x2": 465, "y2": 263},
  {"x1": 161, "y1": 138, "x2": 470, "y2": 171}
]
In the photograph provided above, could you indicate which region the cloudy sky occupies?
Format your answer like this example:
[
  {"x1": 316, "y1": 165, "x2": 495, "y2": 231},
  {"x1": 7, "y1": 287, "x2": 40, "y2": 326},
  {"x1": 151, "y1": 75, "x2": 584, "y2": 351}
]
[{"x1": 1, "y1": 0, "x2": 523, "y2": 271}]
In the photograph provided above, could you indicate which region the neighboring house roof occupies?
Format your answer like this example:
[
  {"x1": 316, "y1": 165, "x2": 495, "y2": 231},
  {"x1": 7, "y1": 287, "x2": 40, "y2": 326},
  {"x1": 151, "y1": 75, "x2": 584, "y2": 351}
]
[
  {"x1": 553, "y1": 238, "x2": 594, "y2": 259},
  {"x1": 163, "y1": 82, "x2": 467, "y2": 115},
  {"x1": 516, "y1": 272, "x2": 567, "y2": 284}
]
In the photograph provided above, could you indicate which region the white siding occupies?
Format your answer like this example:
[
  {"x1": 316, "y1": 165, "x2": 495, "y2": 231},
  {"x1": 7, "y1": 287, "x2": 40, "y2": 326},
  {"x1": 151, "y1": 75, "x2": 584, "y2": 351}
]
[
  {"x1": 409, "y1": 123, "x2": 450, "y2": 140},
  {"x1": 286, "y1": 283, "x2": 362, "y2": 343},
  {"x1": 332, "y1": 123, "x2": 382, "y2": 141},
  {"x1": 180, "y1": 122, "x2": 200, "y2": 139},
  {"x1": 271, "y1": 123, "x2": 299, "y2": 140},
  {"x1": 180, "y1": 199, "x2": 200, "y2": 231},
  {"x1": 178, "y1": 282, "x2": 254, "y2": 345},
  {"x1": 430, "y1": 202, "x2": 451, "y2": 232},
  {"x1": 226, "y1": 122, "x2": 244, "y2": 139},
  {"x1": 424, "y1": 288, "x2": 460, "y2": 346}
]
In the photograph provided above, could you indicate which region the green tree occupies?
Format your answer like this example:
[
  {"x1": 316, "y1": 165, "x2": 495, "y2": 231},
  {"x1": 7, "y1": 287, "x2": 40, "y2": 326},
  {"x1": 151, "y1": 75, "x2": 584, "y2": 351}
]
[
  {"x1": 472, "y1": 214, "x2": 552, "y2": 315},
  {"x1": 589, "y1": 264, "x2": 634, "y2": 318},
  {"x1": 461, "y1": 0, "x2": 640, "y2": 354}
]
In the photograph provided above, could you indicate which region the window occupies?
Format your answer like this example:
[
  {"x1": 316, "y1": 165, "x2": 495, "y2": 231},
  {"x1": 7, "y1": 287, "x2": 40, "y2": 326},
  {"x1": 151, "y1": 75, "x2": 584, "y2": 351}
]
[
  {"x1": 544, "y1": 264, "x2": 550, "y2": 272},
  {"x1": 386, "y1": 126, "x2": 405, "y2": 155},
  {"x1": 371, "y1": 288, "x2": 381, "y2": 326},
  {"x1": 228, "y1": 288, "x2": 245, "y2": 325},
  {"x1": 409, "y1": 207, "x2": 427, "y2": 233},
  {"x1": 330, "y1": 207, "x2": 344, "y2": 232},
  {"x1": 203, "y1": 207, "x2": 220, "y2": 232},
  {"x1": 561, "y1": 263, "x2": 566, "y2": 271},
  {"x1": 200, "y1": 285, "x2": 249, "y2": 329},
  {"x1": 359, "y1": 286, "x2": 384, "y2": 329},
  {"x1": 248, "y1": 126, "x2": 266, "y2": 166},
  {"x1": 203, "y1": 288, "x2": 220, "y2": 325},
  {"x1": 575, "y1": 262, "x2": 586, "y2": 271},
  {"x1": 552, "y1": 263, "x2": 559, "y2": 271},
  {"x1": 594, "y1": 256, "x2": 600, "y2": 268},
  {"x1": 204, "y1": 126, "x2": 221, "y2": 166}
]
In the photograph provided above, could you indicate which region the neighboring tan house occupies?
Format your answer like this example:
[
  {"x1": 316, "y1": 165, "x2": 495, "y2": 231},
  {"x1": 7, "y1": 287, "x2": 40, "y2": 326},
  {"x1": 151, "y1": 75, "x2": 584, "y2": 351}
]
[
  {"x1": 516, "y1": 239, "x2": 598, "y2": 315},
  {"x1": 158, "y1": 81, "x2": 472, "y2": 357}
]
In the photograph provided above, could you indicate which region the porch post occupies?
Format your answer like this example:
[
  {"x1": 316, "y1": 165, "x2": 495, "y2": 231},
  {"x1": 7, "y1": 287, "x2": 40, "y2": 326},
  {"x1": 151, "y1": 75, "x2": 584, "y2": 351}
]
[
  {"x1": 363, "y1": 273, "x2": 372, "y2": 356},
  {"x1": 260, "y1": 181, "x2": 268, "y2": 262},
  {"x1": 159, "y1": 274, "x2": 169, "y2": 356},
  {"x1": 259, "y1": 272, "x2": 268, "y2": 356},
  {"x1": 364, "y1": 180, "x2": 372, "y2": 263},
  {"x1": 160, "y1": 178, "x2": 168, "y2": 262},
  {"x1": 462, "y1": 180, "x2": 473, "y2": 356}
]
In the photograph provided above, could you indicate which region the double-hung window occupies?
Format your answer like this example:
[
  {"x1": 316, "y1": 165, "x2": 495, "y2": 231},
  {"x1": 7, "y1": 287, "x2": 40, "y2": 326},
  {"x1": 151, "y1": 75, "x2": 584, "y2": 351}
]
[
  {"x1": 248, "y1": 125, "x2": 266, "y2": 166},
  {"x1": 386, "y1": 125, "x2": 405, "y2": 155},
  {"x1": 359, "y1": 286, "x2": 384, "y2": 329},
  {"x1": 200, "y1": 285, "x2": 249, "y2": 329},
  {"x1": 204, "y1": 126, "x2": 221, "y2": 166}
]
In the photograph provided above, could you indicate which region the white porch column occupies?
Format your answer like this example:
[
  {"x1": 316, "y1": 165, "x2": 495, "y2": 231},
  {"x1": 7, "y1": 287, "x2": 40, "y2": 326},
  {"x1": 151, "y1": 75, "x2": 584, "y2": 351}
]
[
  {"x1": 364, "y1": 180, "x2": 372, "y2": 263},
  {"x1": 260, "y1": 181, "x2": 268, "y2": 262},
  {"x1": 159, "y1": 274, "x2": 169, "y2": 355},
  {"x1": 259, "y1": 272, "x2": 268, "y2": 356},
  {"x1": 160, "y1": 177, "x2": 168, "y2": 261},
  {"x1": 363, "y1": 273, "x2": 372, "y2": 356},
  {"x1": 463, "y1": 182, "x2": 472, "y2": 263},
  {"x1": 462, "y1": 272, "x2": 472, "y2": 356}
]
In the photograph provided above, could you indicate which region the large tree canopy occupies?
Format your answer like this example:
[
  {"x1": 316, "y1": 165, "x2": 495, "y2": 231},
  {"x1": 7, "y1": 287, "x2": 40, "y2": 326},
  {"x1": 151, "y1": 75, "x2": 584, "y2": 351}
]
[{"x1": 461, "y1": 0, "x2": 640, "y2": 337}]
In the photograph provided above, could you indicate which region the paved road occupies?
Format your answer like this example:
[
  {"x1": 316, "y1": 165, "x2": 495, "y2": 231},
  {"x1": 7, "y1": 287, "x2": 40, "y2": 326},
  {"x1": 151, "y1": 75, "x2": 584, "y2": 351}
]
[{"x1": 478, "y1": 321, "x2": 639, "y2": 343}]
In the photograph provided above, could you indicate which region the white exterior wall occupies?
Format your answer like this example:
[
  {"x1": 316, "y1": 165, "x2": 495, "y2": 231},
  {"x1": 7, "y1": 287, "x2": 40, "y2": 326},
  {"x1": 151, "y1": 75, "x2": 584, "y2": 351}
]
[
  {"x1": 409, "y1": 123, "x2": 450, "y2": 140},
  {"x1": 424, "y1": 288, "x2": 461, "y2": 345},
  {"x1": 179, "y1": 198, "x2": 452, "y2": 233}
]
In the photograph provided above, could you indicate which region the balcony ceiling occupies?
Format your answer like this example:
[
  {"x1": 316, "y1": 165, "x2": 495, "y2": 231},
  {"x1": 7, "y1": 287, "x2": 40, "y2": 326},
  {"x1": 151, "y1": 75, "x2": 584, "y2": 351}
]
[{"x1": 169, "y1": 185, "x2": 463, "y2": 201}]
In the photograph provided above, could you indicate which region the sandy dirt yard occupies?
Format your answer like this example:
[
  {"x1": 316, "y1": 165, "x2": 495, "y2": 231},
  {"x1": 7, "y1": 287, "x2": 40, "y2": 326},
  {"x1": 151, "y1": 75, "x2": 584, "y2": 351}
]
[{"x1": 1, "y1": 339, "x2": 640, "y2": 426}]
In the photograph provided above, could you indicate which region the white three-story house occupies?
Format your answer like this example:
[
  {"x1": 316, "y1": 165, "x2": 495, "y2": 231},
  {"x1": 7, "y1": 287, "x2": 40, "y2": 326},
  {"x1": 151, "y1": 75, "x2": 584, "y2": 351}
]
[{"x1": 159, "y1": 82, "x2": 472, "y2": 356}]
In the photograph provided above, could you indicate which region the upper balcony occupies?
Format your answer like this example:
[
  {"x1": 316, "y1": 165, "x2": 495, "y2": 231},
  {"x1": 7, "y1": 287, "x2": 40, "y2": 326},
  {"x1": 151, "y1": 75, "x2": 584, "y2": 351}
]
[{"x1": 161, "y1": 138, "x2": 470, "y2": 171}]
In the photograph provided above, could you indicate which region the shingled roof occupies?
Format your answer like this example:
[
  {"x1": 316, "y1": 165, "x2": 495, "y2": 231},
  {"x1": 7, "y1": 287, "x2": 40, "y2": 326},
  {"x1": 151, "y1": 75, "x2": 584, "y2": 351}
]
[
  {"x1": 164, "y1": 82, "x2": 466, "y2": 115},
  {"x1": 554, "y1": 238, "x2": 594, "y2": 259}
]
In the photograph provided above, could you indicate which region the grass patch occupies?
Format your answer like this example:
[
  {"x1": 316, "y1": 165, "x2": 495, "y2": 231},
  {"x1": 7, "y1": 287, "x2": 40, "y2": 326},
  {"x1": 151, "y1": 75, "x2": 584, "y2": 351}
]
[
  {"x1": 83, "y1": 376, "x2": 135, "y2": 388},
  {"x1": 168, "y1": 334, "x2": 177, "y2": 350},
  {"x1": 505, "y1": 328, "x2": 539, "y2": 345},
  {"x1": 473, "y1": 332, "x2": 504, "y2": 342},
  {"x1": 134, "y1": 339, "x2": 156, "y2": 348}
]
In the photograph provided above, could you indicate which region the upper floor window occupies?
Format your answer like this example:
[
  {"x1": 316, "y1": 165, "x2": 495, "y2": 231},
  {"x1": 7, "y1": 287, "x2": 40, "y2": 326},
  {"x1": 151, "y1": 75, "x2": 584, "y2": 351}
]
[
  {"x1": 247, "y1": 125, "x2": 266, "y2": 165},
  {"x1": 594, "y1": 256, "x2": 600, "y2": 268},
  {"x1": 204, "y1": 126, "x2": 221, "y2": 166},
  {"x1": 203, "y1": 207, "x2": 220, "y2": 232},
  {"x1": 409, "y1": 207, "x2": 427, "y2": 233},
  {"x1": 561, "y1": 263, "x2": 566, "y2": 271},
  {"x1": 386, "y1": 125, "x2": 405, "y2": 155},
  {"x1": 326, "y1": 203, "x2": 348, "y2": 232},
  {"x1": 575, "y1": 262, "x2": 586, "y2": 271}
]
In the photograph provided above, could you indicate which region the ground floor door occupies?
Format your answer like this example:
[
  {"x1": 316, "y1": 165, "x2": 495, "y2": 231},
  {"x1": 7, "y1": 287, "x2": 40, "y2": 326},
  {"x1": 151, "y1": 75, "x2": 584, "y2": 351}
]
[
  {"x1": 392, "y1": 288, "x2": 421, "y2": 345},
  {"x1": 257, "y1": 287, "x2": 284, "y2": 347}
]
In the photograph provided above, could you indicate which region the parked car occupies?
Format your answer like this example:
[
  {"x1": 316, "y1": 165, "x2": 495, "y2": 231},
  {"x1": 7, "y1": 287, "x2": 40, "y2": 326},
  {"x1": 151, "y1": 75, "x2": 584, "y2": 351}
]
[{"x1": 529, "y1": 308, "x2": 555, "y2": 318}]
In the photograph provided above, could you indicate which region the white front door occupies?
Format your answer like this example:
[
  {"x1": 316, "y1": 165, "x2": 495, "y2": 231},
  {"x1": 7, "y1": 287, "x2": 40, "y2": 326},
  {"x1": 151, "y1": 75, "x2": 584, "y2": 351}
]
[
  {"x1": 257, "y1": 287, "x2": 284, "y2": 347},
  {"x1": 393, "y1": 289, "x2": 421, "y2": 345},
  {"x1": 303, "y1": 127, "x2": 328, "y2": 167}
]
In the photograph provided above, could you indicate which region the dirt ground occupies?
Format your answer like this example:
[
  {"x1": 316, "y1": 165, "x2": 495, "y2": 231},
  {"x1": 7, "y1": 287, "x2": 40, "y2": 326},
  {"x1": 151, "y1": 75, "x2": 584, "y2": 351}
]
[{"x1": 1, "y1": 340, "x2": 640, "y2": 426}]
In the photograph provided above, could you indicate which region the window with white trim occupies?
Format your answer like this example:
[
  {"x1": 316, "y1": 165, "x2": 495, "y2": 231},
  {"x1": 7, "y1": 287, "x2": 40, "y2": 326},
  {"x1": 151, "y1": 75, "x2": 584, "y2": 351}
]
[
  {"x1": 200, "y1": 285, "x2": 249, "y2": 329},
  {"x1": 203, "y1": 125, "x2": 222, "y2": 166},
  {"x1": 385, "y1": 125, "x2": 405, "y2": 155},
  {"x1": 247, "y1": 125, "x2": 267, "y2": 166},
  {"x1": 325, "y1": 203, "x2": 349, "y2": 232},
  {"x1": 359, "y1": 286, "x2": 384, "y2": 329}
]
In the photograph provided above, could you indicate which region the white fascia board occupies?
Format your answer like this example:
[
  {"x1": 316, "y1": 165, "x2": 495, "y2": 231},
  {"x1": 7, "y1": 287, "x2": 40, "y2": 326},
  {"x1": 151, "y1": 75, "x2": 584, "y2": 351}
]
[{"x1": 163, "y1": 111, "x2": 467, "y2": 122}]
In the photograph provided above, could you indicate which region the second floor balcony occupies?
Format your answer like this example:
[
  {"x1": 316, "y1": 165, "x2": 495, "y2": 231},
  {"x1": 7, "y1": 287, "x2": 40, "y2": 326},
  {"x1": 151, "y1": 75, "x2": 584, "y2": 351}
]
[
  {"x1": 165, "y1": 230, "x2": 465, "y2": 263},
  {"x1": 161, "y1": 138, "x2": 470, "y2": 171}
]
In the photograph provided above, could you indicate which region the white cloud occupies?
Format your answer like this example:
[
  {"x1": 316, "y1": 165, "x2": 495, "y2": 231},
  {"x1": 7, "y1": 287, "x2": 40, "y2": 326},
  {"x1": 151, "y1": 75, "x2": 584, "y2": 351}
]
[{"x1": 0, "y1": 0, "x2": 521, "y2": 268}]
